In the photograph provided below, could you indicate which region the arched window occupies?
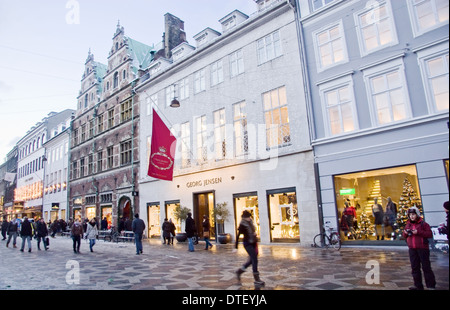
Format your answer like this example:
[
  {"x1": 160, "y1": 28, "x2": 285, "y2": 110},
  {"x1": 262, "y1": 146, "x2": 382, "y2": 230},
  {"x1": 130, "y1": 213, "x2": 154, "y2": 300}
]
[{"x1": 114, "y1": 72, "x2": 119, "y2": 88}]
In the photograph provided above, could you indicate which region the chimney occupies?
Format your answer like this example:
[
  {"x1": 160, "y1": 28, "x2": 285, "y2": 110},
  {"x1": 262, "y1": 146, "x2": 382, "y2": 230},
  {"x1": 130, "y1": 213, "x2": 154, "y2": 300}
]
[{"x1": 164, "y1": 13, "x2": 186, "y2": 59}]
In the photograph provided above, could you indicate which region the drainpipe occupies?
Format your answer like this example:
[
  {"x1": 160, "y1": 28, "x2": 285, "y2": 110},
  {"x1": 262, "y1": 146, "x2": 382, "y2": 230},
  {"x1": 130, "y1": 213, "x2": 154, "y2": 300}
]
[
  {"x1": 131, "y1": 79, "x2": 138, "y2": 216},
  {"x1": 292, "y1": 0, "x2": 324, "y2": 239}
]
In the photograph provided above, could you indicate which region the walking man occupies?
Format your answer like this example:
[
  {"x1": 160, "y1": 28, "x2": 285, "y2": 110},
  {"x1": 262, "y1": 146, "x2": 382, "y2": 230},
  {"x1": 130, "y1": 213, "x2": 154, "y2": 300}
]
[
  {"x1": 132, "y1": 214, "x2": 145, "y2": 255},
  {"x1": 6, "y1": 217, "x2": 19, "y2": 248},
  {"x1": 20, "y1": 217, "x2": 33, "y2": 253},
  {"x1": 185, "y1": 212, "x2": 196, "y2": 252},
  {"x1": 71, "y1": 219, "x2": 83, "y2": 253}
]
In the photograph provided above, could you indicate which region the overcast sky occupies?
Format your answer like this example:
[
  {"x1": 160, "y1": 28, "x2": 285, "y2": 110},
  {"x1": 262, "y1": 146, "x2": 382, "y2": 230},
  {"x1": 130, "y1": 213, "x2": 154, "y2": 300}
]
[{"x1": 0, "y1": 0, "x2": 258, "y2": 164}]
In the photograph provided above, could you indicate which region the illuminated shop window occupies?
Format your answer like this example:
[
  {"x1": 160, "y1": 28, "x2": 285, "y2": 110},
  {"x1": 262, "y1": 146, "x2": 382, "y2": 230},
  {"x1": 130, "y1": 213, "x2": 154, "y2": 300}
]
[
  {"x1": 334, "y1": 165, "x2": 422, "y2": 242},
  {"x1": 234, "y1": 193, "x2": 260, "y2": 239},
  {"x1": 267, "y1": 189, "x2": 299, "y2": 243}
]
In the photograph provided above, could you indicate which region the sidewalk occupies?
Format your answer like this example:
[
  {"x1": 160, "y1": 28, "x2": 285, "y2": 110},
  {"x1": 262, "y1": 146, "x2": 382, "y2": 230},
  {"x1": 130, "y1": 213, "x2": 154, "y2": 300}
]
[{"x1": 0, "y1": 236, "x2": 448, "y2": 290}]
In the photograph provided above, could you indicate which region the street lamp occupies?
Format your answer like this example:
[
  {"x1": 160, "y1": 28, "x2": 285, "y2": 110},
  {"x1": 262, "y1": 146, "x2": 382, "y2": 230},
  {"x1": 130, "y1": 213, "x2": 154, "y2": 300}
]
[{"x1": 170, "y1": 84, "x2": 180, "y2": 108}]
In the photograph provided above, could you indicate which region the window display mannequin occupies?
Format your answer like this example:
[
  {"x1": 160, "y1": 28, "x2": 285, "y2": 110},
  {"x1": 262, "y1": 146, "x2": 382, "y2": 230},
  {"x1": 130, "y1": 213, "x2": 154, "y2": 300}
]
[
  {"x1": 340, "y1": 200, "x2": 357, "y2": 239},
  {"x1": 384, "y1": 197, "x2": 397, "y2": 240},
  {"x1": 372, "y1": 198, "x2": 385, "y2": 240}
]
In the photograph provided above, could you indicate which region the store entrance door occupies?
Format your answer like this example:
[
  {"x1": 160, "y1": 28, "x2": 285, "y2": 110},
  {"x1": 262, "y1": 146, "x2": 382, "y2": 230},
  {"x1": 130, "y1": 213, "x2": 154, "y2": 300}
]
[
  {"x1": 147, "y1": 203, "x2": 161, "y2": 238},
  {"x1": 193, "y1": 192, "x2": 215, "y2": 240}
]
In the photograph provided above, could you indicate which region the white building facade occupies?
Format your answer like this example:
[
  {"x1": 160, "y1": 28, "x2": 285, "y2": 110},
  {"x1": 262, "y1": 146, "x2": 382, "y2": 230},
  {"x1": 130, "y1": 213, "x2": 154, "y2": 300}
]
[{"x1": 137, "y1": 0, "x2": 319, "y2": 245}]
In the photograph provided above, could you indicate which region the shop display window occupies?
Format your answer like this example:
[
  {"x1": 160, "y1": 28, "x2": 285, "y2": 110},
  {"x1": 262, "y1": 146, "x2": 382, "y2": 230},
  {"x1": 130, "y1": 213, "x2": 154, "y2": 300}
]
[
  {"x1": 85, "y1": 206, "x2": 96, "y2": 220},
  {"x1": 147, "y1": 203, "x2": 161, "y2": 238},
  {"x1": 445, "y1": 160, "x2": 449, "y2": 186},
  {"x1": 267, "y1": 189, "x2": 299, "y2": 243},
  {"x1": 101, "y1": 206, "x2": 112, "y2": 229},
  {"x1": 166, "y1": 201, "x2": 181, "y2": 232},
  {"x1": 73, "y1": 209, "x2": 81, "y2": 221},
  {"x1": 234, "y1": 193, "x2": 260, "y2": 239},
  {"x1": 334, "y1": 165, "x2": 422, "y2": 242}
]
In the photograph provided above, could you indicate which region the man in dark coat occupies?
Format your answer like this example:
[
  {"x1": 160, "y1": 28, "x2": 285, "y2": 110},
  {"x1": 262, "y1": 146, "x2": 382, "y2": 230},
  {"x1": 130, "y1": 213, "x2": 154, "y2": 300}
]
[
  {"x1": 132, "y1": 214, "x2": 145, "y2": 255},
  {"x1": 185, "y1": 212, "x2": 196, "y2": 252},
  {"x1": 1, "y1": 216, "x2": 8, "y2": 240},
  {"x1": 20, "y1": 217, "x2": 33, "y2": 252},
  {"x1": 36, "y1": 218, "x2": 49, "y2": 250}
]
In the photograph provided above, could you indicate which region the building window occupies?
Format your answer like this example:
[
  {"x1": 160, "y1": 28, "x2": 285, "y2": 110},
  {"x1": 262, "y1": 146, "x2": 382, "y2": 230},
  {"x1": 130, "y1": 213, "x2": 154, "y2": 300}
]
[
  {"x1": 334, "y1": 165, "x2": 421, "y2": 242},
  {"x1": 179, "y1": 77, "x2": 190, "y2": 100},
  {"x1": 233, "y1": 101, "x2": 248, "y2": 156},
  {"x1": 180, "y1": 122, "x2": 191, "y2": 168},
  {"x1": 211, "y1": 60, "x2": 224, "y2": 86},
  {"x1": 364, "y1": 59, "x2": 411, "y2": 126},
  {"x1": 113, "y1": 72, "x2": 119, "y2": 88},
  {"x1": 263, "y1": 86, "x2": 291, "y2": 149},
  {"x1": 408, "y1": 0, "x2": 449, "y2": 36},
  {"x1": 230, "y1": 49, "x2": 244, "y2": 77},
  {"x1": 311, "y1": 0, "x2": 336, "y2": 11},
  {"x1": 72, "y1": 129, "x2": 79, "y2": 147},
  {"x1": 313, "y1": 21, "x2": 348, "y2": 71},
  {"x1": 120, "y1": 140, "x2": 132, "y2": 165},
  {"x1": 97, "y1": 151, "x2": 103, "y2": 173},
  {"x1": 267, "y1": 189, "x2": 299, "y2": 243},
  {"x1": 121, "y1": 100, "x2": 132, "y2": 122},
  {"x1": 81, "y1": 124, "x2": 86, "y2": 143},
  {"x1": 97, "y1": 114, "x2": 104, "y2": 134},
  {"x1": 354, "y1": 1, "x2": 397, "y2": 56},
  {"x1": 89, "y1": 119, "x2": 94, "y2": 138},
  {"x1": 107, "y1": 146, "x2": 114, "y2": 169},
  {"x1": 196, "y1": 115, "x2": 208, "y2": 164},
  {"x1": 194, "y1": 69, "x2": 206, "y2": 94},
  {"x1": 214, "y1": 109, "x2": 227, "y2": 161},
  {"x1": 257, "y1": 30, "x2": 282, "y2": 65},
  {"x1": 80, "y1": 158, "x2": 85, "y2": 178},
  {"x1": 108, "y1": 108, "x2": 115, "y2": 128},
  {"x1": 418, "y1": 50, "x2": 449, "y2": 113},
  {"x1": 319, "y1": 75, "x2": 358, "y2": 136},
  {"x1": 166, "y1": 85, "x2": 175, "y2": 107}
]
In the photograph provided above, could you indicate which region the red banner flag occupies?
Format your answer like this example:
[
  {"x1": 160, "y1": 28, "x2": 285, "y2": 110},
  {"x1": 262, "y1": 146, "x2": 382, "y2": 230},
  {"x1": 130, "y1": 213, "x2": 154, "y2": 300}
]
[{"x1": 148, "y1": 109, "x2": 177, "y2": 181}]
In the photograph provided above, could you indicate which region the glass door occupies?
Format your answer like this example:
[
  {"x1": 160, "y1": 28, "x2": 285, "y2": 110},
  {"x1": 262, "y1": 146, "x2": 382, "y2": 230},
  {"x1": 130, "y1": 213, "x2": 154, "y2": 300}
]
[
  {"x1": 194, "y1": 192, "x2": 215, "y2": 240},
  {"x1": 234, "y1": 193, "x2": 260, "y2": 239}
]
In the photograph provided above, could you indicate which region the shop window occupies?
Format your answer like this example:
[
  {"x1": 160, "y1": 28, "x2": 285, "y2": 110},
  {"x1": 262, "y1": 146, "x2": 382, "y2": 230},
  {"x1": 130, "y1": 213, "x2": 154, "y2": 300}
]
[
  {"x1": 234, "y1": 193, "x2": 260, "y2": 239},
  {"x1": 165, "y1": 201, "x2": 181, "y2": 232},
  {"x1": 445, "y1": 160, "x2": 449, "y2": 187},
  {"x1": 147, "y1": 203, "x2": 161, "y2": 238},
  {"x1": 85, "y1": 206, "x2": 96, "y2": 220},
  {"x1": 267, "y1": 188, "x2": 299, "y2": 243},
  {"x1": 101, "y1": 206, "x2": 112, "y2": 229},
  {"x1": 334, "y1": 165, "x2": 422, "y2": 242}
]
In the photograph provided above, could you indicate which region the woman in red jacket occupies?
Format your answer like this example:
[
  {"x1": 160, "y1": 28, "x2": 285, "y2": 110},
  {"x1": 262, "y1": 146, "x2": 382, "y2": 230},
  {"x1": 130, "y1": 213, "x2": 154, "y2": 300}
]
[{"x1": 402, "y1": 206, "x2": 436, "y2": 290}]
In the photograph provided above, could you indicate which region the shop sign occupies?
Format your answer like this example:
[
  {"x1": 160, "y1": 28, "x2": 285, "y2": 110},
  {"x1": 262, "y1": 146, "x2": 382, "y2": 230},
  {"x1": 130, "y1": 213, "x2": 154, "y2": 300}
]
[
  {"x1": 340, "y1": 188, "x2": 355, "y2": 196},
  {"x1": 52, "y1": 203, "x2": 60, "y2": 210},
  {"x1": 73, "y1": 197, "x2": 83, "y2": 205},
  {"x1": 186, "y1": 177, "x2": 223, "y2": 189}
]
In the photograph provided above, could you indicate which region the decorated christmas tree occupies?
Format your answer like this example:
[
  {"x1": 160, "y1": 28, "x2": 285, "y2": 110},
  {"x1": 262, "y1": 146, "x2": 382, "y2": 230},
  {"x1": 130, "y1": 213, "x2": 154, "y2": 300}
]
[
  {"x1": 357, "y1": 212, "x2": 374, "y2": 240},
  {"x1": 396, "y1": 178, "x2": 423, "y2": 236}
]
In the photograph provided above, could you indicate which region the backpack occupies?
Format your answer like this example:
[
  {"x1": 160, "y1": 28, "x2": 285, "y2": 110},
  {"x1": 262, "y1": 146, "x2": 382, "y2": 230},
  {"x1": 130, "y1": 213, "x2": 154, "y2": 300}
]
[{"x1": 72, "y1": 224, "x2": 82, "y2": 236}]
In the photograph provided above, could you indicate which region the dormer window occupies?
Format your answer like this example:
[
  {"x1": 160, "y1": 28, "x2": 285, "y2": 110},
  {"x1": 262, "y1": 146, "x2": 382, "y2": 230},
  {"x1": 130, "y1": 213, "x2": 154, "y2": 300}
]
[
  {"x1": 193, "y1": 28, "x2": 221, "y2": 48},
  {"x1": 172, "y1": 42, "x2": 195, "y2": 62},
  {"x1": 219, "y1": 10, "x2": 249, "y2": 33}
]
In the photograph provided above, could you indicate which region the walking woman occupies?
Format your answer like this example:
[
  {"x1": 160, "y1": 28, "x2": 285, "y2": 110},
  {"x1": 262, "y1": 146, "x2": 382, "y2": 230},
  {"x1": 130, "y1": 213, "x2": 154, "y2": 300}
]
[
  {"x1": 202, "y1": 215, "x2": 213, "y2": 250},
  {"x1": 235, "y1": 210, "x2": 264, "y2": 286},
  {"x1": 85, "y1": 218, "x2": 99, "y2": 252}
]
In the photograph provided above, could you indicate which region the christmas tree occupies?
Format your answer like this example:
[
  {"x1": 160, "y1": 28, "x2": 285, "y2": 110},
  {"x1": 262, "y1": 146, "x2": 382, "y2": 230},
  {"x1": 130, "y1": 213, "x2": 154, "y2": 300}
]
[
  {"x1": 357, "y1": 212, "x2": 374, "y2": 240},
  {"x1": 396, "y1": 178, "x2": 423, "y2": 236}
]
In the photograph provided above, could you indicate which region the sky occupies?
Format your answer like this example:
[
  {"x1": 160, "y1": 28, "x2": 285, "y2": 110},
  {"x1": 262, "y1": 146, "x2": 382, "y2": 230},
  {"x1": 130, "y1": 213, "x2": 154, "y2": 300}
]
[{"x1": 0, "y1": 0, "x2": 258, "y2": 164}]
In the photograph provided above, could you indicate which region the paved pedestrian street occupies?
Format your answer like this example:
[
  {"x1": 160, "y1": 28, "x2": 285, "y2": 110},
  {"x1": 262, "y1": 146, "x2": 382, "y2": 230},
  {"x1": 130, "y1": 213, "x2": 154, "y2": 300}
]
[{"x1": 0, "y1": 236, "x2": 448, "y2": 291}]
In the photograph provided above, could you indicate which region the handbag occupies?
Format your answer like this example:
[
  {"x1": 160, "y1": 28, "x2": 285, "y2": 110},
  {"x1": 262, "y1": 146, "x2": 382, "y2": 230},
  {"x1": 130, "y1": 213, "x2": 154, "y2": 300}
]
[
  {"x1": 203, "y1": 231, "x2": 210, "y2": 238},
  {"x1": 45, "y1": 237, "x2": 50, "y2": 246}
]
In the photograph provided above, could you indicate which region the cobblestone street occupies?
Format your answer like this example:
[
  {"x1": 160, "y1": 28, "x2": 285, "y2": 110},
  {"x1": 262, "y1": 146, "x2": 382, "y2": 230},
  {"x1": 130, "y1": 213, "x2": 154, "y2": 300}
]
[{"x1": 0, "y1": 235, "x2": 448, "y2": 291}]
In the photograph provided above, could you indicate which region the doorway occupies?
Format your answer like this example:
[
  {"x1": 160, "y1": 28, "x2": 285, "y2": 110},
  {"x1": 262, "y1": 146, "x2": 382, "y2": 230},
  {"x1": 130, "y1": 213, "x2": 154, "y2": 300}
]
[{"x1": 193, "y1": 192, "x2": 216, "y2": 240}]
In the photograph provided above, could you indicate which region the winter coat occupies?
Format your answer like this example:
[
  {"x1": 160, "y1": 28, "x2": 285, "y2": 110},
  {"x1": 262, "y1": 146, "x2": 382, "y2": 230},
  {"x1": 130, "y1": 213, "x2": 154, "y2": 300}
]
[
  {"x1": 7, "y1": 221, "x2": 18, "y2": 234},
  {"x1": 402, "y1": 217, "x2": 432, "y2": 249},
  {"x1": 185, "y1": 216, "x2": 196, "y2": 238},
  {"x1": 162, "y1": 221, "x2": 172, "y2": 238},
  {"x1": 85, "y1": 222, "x2": 98, "y2": 240},
  {"x1": 36, "y1": 221, "x2": 48, "y2": 238},
  {"x1": 20, "y1": 219, "x2": 33, "y2": 237},
  {"x1": 236, "y1": 218, "x2": 257, "y2": 248},
  {"x1": 71, "y1": 222, "x2": 84, "y2": 237},
  {"x1": 372, "y1": 204, "x2": 384, "y2": 225},
  {"x1": 132, "y1": 218, "x2": 145, "y2": 235},
  {"x1": 1, "y1": 221, "x2": 8, "y2": 233}
]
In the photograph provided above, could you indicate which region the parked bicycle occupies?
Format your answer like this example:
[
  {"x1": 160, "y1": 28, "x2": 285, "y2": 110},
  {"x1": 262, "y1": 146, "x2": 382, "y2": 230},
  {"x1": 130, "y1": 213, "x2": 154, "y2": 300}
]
[{"x1": 312, "y1": 221, "x2": 341, "y2": 250}]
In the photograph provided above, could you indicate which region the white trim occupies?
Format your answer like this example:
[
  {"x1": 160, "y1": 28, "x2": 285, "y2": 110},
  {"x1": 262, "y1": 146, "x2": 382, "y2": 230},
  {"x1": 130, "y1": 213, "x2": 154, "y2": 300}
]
[
  {"x1": 353, "y1": 0, "x2": 399, "y2": 57},
  {"x1": 312, "y1": 19, "x2": 349, "y2": 73},
  {"x1": 318, "y1": 74, "x2": 359, "y2": 137},
  {"x1": 362, "y1": 57, "x2": 412, "y2": 127},
  {"x1": 406, "y1": 0, "x2": 449, "y2": 38}
]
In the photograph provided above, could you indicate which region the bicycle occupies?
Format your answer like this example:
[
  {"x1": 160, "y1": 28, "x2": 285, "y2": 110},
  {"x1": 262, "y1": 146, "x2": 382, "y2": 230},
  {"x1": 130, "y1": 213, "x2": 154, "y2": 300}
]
[{"x1": 312, "y1": 221, "x2": 341, "y2": 250}]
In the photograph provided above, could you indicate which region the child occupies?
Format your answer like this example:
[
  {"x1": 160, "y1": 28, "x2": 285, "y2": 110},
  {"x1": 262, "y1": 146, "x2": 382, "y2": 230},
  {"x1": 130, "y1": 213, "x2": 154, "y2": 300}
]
[{"x1": 402, "y1": 206, "x2": 436, "y2": 290}]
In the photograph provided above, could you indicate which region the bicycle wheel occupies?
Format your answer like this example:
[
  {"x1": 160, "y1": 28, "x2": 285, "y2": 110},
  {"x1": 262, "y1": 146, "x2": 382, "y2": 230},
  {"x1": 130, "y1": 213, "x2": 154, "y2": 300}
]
[
  {"x1": 329, "y1": 233, "x2": 341, "y2": 250},
  {"x1": 313, "y1": 234, "x2": 323, "y2": 248}
]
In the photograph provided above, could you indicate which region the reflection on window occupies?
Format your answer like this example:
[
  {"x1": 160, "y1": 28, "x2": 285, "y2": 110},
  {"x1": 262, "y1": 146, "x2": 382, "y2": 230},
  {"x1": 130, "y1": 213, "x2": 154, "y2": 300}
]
[
  {"x1": 410, "y1": 0, "x2": 449, "y2": 34},
  {"x1": 425, "y1": 53, "x2": 449, "y2": 112},
  {"x1": 234, "y1": 195, "x2": 260, "y2": 238},
  {"x1": 334, "y1": 165, "x2": 422, "y2": 242}
]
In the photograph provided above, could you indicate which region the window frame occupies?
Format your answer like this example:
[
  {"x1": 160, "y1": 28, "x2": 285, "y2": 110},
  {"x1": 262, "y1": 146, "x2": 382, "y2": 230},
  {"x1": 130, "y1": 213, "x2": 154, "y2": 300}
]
[
  {"x1": 257, "y1": 30, "x2": 283, "y2": 65},
  {"x1": 407, "y1": 0, "x2": 449, "y2": 37}
]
